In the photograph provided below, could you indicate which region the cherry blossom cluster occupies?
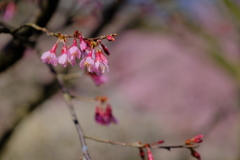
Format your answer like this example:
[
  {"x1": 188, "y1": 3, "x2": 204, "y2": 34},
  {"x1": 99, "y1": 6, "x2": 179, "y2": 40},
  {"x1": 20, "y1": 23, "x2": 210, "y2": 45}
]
[
  {"x1": 94, "y1": 96, "x2": 117, "y2": 125},
  {"x1": 41, "y1": 31, "x2": 116, "y2": 76}
]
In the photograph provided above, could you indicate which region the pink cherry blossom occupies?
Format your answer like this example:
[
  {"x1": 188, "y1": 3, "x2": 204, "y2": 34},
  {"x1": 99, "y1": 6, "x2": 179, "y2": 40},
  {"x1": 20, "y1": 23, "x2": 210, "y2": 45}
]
[
  {"x1": 79, "y1": 35, "x2": 88, "y2": 51},
  {"x1": 88, "y1": 72, "x2": 108, "y2": 86},
  {"x1": 58, "y1": 44, "x2": 68, "y2": 67},
  {"x1": 68, "y1": 39, "x2": 81, "y2": 66},
  {"x1": 95, "y1": 104, "x2": 117, "y2": 125},
  {"x1": 94, "y1": 50, "x2": 109, "y2": 75},
  {"x1": 41, "y1": 43, "x2": 58, "y2": 66},
  {"x1": 79, "y1": 49, "x2": 95, "y2": 72}
]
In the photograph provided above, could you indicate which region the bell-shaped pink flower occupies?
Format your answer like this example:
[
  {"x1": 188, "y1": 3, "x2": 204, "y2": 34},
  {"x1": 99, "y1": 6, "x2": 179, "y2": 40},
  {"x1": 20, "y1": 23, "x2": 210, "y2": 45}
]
[
  {"x1": 94, "y1": 50, "x2": 109, "y2": 75},
  {"x1": 79, "y1": 35, "x2": 88, "y2": 51},
  {"x1": 79, "y1": 49, "x2": 95, "y2": 72},
  {"x1": 95, "y1": 104, "x2": 117, "y2": 125},
  {"x1": 88, "y1": 72, "x2": 108, "y2": 86},
  {"x1": 58, "y1": 44, "x2": 68, "y2": 67},
  {"x1": 41, "y1": 43, "x2": 58, "y2": 66},
  {"x1": 68, "y1": 39, "x2": 81, "y2": 66}
]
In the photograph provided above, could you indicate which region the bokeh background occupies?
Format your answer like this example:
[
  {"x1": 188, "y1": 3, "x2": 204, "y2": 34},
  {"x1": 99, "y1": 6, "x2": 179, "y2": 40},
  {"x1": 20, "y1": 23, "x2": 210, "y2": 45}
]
[{"x1": 0, "y1": 0, "x2": 240, "y2": 160}]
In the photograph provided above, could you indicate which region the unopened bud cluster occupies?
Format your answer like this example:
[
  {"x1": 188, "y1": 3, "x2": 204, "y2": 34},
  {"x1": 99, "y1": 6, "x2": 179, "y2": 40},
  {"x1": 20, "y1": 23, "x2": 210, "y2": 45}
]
[{"x1": 185, "y1": 135, "x2": 204, "y2": 160}]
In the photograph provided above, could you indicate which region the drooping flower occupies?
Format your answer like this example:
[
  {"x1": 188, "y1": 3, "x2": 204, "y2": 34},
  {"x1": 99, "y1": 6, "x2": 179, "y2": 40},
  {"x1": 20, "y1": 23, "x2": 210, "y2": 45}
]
[
  {"x1": 105, "y1": 104, "x2": 117, "y2": 123},
  {"x1": 94, "y1": 49, "x2": 109, "y2": 75},
  {"x1": 41, "y1": 43, "x2": 58, "y2": 66},
  {"x1": 80, "y1": 49, "x2": 95, "y2": 72},
  {"x1": 95, "y1": 104, "x2": 117, "y2": 125},
  {"x1": 58, "y1": 44, "x2": 68, "y2": 67},
  {"x1": 95, "y1": 106, "x2": 106, "y2": 125},
  {"x1": 68, "y1": 39, "x2": 81, "y2": 66},
  {"x1": 88, "y1": 72, "x2": 108, "y2": 86},
  {"x1": 79, "y1": 35, "x2": 88, "y2": 51}
]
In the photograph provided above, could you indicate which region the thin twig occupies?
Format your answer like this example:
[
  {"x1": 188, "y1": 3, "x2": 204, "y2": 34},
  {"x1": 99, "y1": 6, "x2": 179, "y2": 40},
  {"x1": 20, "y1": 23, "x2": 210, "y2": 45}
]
[
  {"x1": 10, "y1": 23, "x2": 117, "y2": 40},
  {"x1": 50, "y1": 68, "x2": 92, "y2": 160},
  {"x1": 84, "y1": 134, "x2": 141, "y2": 147},
  {"x1": 71, "y1": 95, "x2": 96, "y2": 102},
  {"x1": 63, "y1": 72, "x2": 84, "y2": 80},
  {"x1": 84, "y1": 134, "x2": 199, "y2": 151}
]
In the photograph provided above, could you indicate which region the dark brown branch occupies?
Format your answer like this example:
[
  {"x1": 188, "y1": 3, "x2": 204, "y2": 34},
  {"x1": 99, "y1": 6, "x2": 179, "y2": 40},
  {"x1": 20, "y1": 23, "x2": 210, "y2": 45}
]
[
  {"x1": 0, "y1": 0, "x2": 59, "y2": 73},
  {"x1": 0, "y1": 26, "x2": 11, "y2": 34}
]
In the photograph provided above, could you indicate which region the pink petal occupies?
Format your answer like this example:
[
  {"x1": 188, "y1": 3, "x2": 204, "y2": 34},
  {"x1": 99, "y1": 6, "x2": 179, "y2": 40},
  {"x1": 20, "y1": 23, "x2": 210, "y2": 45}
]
[
  {"x1": 41, "y1": 51, "x2": 51, "y2": 63},
  {"x1": 58, "y1": 54, "x2": 68, "y2": 67}
]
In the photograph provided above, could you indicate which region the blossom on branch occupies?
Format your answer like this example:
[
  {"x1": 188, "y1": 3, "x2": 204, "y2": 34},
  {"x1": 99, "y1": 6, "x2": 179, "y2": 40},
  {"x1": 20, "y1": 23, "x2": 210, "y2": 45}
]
[
  {"x1": 88, "y1": 72, "x2": 108, "y2": 86},
  {"x1": 94, "y1": 49, "x2": 109, "y2": 75},
  {"x1": 95, "y1": 104, "x2": 117, "y2": 125},
  {"x1": 41, "y1": 43, "x2": 58, "y2": 66},
  {"x1": 40, "y1": 32, "x2": 116, "y2": 77},
  {"x1": 94, "y1": 96, "x2": 117, "y2": 125},
  {"x1": 58, "y1": 44, "x2": 68, "y2": 67},
  {"x1": 79, "y1": 35, "x2": 88, "y2": 51},
  {"x1": 80, "y1": 49, "x2": 95, "y2": 72},
  {"x1": 68, "y1": 39, "x2": 81, "y2": 66}
]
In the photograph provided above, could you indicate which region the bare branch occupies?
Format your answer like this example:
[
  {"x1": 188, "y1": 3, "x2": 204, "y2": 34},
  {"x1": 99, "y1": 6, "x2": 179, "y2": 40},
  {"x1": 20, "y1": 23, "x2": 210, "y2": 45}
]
[
  {"x1": 84, "y1": 134, "x2": 199, "y2": 151},
  {"x1": 0, "y1": 0, "x2": 60, "y2": 73},
  {"x1": 54, "y1": 71, "x2": 92, "y2": 160}
]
